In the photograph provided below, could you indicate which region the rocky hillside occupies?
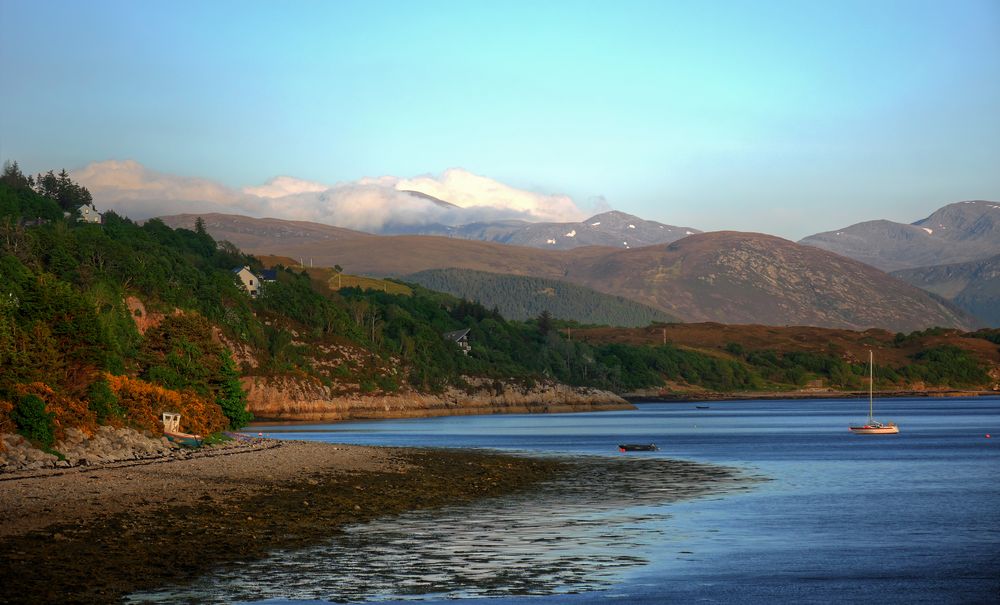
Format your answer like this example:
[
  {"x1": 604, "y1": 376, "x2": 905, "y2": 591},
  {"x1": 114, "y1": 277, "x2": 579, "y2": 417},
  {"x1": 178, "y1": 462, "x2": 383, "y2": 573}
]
[
  {"x1": 243, "y1": 375, "x2": 631, "y2": 422},
  {"x1": 561, "y1": 232, "x2": 979, "y2": 332},
  {"x1": 892, "y1": 254, "x2": 1000, "y2": 327},
  {"x1": 800, "y1": 200, "x2": 1000, "y2": 271},
  {"x1": 162, "y1": 214, "x2": 979, "y2": 332},
  {"x1": 382, "y1": 210, "x2": 700, "y2": 250}
]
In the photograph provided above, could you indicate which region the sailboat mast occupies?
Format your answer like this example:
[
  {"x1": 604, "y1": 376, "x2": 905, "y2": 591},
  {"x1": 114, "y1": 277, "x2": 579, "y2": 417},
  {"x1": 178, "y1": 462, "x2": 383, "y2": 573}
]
[{"x1": 868, "y1": 349, "x2": 874, "y2": 422}]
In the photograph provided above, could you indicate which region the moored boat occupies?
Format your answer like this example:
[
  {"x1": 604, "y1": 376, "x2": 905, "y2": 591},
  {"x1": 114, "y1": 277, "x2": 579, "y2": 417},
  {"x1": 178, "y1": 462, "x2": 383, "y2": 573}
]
[
  {"x1": 161, "y1": 411, "x2": 204, "y2": 447},
  {"x1": 849, "y1": 351, "x2": 899, "y2": 435},
  {"x1": 618, "y1": 443, "x2": 658, "y2": 452},
  {"x1": 164, "y1": 431, "x2": 203, "y2": 447}
]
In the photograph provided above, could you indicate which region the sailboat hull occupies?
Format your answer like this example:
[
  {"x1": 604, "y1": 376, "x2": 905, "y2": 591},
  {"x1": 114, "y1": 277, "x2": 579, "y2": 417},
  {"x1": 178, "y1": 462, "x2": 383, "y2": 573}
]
[{"x1": 849, "y1": 424, "x2": 899, "y2": 435}]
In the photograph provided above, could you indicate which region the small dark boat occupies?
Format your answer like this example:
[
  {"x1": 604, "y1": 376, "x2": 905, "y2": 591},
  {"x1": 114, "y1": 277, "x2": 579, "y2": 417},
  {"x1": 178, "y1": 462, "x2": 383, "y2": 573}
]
[
  {"x1": 618, "y1": 443, "x2": 658, "y2": 452},
  {"x1": 695, "y1": 405, "x2": 710, "y2": 409}
]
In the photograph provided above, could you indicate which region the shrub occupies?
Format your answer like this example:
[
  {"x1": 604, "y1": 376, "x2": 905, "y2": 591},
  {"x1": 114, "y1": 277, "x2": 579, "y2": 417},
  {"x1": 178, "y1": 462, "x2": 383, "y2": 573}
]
[
  {"x1": 105, "y1": 374, "x2": 227, "y2": 436},
  {"x1": 13, "y1": 394, "x2": 55, "y2": 447},
  {"x1": 86, "y1": 378, "x2": 123, "y2": 423}
]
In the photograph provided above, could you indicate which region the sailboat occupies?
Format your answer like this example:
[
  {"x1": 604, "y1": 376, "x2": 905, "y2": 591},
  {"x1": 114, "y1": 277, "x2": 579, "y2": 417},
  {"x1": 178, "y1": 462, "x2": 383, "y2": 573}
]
[{"x1": 849, "y1": 350, "x2": 899, "y2": 434}]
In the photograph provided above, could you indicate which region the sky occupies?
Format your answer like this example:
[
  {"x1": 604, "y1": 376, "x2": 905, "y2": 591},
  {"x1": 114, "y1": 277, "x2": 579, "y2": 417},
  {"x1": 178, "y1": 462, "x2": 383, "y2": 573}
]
[{"x1": 1, "y1": 0, "x2": 999, "y2": 239}]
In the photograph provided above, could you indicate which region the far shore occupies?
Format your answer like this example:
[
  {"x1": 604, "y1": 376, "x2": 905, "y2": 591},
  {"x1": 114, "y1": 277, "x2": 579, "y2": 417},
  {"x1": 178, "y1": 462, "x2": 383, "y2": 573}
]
[{"x1": 625, "y1": 389, "x2": 1000, "y2": 403}]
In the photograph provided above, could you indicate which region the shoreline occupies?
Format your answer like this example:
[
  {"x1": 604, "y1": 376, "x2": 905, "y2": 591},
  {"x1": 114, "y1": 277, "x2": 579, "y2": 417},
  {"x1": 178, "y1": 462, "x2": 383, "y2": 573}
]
[
  {"x1": 0, "y1": 440, "x2": 562, "y2": 604},
  {"x1": 624, "y1": 389, "x2": 1000, "y2": 403}
]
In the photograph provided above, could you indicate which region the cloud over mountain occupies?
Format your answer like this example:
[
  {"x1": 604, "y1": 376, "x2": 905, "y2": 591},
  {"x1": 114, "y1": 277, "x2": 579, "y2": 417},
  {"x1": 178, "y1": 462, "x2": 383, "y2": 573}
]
[
  {"x1": 71, "y1": 161, "x2": 586, "y2": 232},
  {"x1": 396, "y1": 169, "x2": 584, "y2": 223}
]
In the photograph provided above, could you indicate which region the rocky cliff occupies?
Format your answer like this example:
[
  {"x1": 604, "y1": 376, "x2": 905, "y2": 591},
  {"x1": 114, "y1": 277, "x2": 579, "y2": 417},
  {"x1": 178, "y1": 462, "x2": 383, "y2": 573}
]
[{"x1": 243, "y1": 375, "x2": 633, "y2": 422}]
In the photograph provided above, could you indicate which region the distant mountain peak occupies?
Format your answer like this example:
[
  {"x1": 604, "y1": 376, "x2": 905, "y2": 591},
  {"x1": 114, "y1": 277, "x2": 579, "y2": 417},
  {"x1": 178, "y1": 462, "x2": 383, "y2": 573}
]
[
  {"x1": 800, "y1": 200, "x2": 1000, "y2": 271},
  {"x1": 398, "y1": 189, "x2": 459, "y2": 209}
]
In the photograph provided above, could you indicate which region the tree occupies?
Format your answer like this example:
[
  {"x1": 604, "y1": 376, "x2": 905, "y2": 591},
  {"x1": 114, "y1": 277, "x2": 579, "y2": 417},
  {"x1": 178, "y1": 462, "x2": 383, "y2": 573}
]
[
  {"x1": 1, "y1": 161, "x2": 33, "y2": 191},
  {"x1": 537, "y1": 309, "x2": 553, "y2": 336},
  {"x1": 215, "y1": 352, "x2": 253, "y2": 428}
]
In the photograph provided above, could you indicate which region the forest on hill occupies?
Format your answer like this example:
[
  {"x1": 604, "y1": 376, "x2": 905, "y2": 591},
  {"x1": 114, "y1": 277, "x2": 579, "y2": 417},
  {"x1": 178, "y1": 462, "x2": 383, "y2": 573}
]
[
  {"x1": 404, "y1": 268, "x2": 677, "y2": 326},
  {"x1": 1, "y1": 161, "x2": 998, "y2": 452}
]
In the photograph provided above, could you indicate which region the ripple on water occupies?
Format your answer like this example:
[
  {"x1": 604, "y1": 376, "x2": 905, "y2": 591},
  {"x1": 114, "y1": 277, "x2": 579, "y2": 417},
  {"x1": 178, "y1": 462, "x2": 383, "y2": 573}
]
[{"x1": 128, "y1": 455, "x2": 762, "y2": 604}]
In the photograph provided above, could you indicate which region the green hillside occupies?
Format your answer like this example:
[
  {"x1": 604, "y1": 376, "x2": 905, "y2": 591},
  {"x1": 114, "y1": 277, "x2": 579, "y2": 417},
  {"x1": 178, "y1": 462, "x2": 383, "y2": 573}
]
[
  {"x1": 1, "y1": 161, "x2": 997, "y2": 450},
  {"x1": 404, "y1": 268, "x2": 677, "y2": 326}
]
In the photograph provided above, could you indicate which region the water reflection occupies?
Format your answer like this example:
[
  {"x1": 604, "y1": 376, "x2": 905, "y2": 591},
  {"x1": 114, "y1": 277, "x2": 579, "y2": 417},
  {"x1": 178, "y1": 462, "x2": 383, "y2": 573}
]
[{"x1": 129, "y1": 455, "x2": 759, "y2": 603}]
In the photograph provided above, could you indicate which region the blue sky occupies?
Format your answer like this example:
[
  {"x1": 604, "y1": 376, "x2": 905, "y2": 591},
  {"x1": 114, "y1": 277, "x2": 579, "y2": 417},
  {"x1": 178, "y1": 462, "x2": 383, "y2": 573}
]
[{"x1": 2, "y1": 0, "x2": 998, "y2": 239}]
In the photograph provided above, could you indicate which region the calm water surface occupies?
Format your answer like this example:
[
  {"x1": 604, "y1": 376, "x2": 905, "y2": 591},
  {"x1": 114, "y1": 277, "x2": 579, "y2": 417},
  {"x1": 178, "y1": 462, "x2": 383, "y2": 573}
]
[{"x1": 138, "y1": 398, "x2": 1000, "y2": 604}]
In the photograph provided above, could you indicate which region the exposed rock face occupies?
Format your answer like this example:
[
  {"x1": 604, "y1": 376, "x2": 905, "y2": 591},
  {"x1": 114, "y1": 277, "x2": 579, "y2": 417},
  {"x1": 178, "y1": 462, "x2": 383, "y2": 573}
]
[
  {"x1": 243, "y1": 375, "x2": 633, "y2": 422},
  {"x1": 125, "y1": 296, "x2": 166, "y2": 334}
]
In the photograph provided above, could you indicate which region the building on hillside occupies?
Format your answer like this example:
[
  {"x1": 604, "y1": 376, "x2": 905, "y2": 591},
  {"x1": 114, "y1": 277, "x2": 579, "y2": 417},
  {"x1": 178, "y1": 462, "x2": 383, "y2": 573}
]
[
  {"x1": 79, "y1": 203, "x2": 103, "y2": 224},
  {"x1": 233, "y1": 266, "x2": 262, "y2": 297},
  {"x1": 443, "y1": 328, "x2": 472, "y2": 355}
]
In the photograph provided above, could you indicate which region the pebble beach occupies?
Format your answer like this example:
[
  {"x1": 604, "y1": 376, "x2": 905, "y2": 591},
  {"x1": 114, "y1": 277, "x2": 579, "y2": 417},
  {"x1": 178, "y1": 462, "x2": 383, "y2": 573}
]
[{"x1": 0, "y1": 438, "x2": 561, "y2": 604}]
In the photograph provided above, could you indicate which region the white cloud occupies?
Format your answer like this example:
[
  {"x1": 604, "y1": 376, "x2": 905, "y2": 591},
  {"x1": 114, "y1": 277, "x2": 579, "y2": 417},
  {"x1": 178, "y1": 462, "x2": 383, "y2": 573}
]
[
  {"x1": 73, "y1": 160, "x2": 243, "y2": 204},
  {"x1": 72, "y1": 161, "x2": 587, "y2": 232},
  {"x1": 243, "y1": 176, "x2": 328, "y2": 198},
  {"x1": 395, "y1": 168, "x2": 584, "y2": 222}
]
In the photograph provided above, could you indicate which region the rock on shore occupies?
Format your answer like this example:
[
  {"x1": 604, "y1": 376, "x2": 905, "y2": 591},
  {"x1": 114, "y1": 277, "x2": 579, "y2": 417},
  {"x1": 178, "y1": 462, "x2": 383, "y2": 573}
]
[
  {"x1": 244, "y1": 376, "x2": 633, "y2": 421},
  {"x1": 2, "y1": 426, "x2": 216, "y2": 474}
]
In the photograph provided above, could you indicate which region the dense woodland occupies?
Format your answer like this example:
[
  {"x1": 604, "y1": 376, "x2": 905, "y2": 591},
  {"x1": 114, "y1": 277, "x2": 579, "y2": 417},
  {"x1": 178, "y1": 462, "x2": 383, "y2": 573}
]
[{"x1": 1, "y1": 161, "x2": 997, "y2": 451}]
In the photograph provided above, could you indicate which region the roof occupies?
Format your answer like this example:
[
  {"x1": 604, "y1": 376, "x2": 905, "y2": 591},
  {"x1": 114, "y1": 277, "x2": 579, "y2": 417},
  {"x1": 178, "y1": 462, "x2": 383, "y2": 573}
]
[
  {"x1": 260, "y1": 269, "x2": 278, "y2": 281},
  {"x1": 443, "y1": 328, "x2": 471, "y2": 342}
]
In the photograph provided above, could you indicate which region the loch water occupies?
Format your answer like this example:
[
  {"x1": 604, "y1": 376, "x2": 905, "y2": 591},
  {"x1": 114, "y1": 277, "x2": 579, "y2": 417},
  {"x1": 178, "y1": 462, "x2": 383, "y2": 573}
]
[{"x1": 139, "y1": 398, "x2": 1000, "y2": 604}]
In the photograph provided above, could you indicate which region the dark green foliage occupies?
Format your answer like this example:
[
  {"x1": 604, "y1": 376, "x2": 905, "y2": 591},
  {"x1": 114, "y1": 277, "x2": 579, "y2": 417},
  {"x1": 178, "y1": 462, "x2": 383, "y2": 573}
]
[
  {"x1": 966, "y1": 329, "x2": 1000, "y2": 346},
  {"x1": 893, "y1": 326, "x2": 954, "y2": 346},
  {"x1": 537, "y1": 310, "x2": 553, "y2": 336},
  {"x1": 140, "y1": 314, "x2": 220, "y2": 397},
  {"x1": 13, "y1": 394, "x2": 55, "y2": 447},
  {"x1": 404, "y1": 268, "x2": 677, "y2": 326},
  {"x1": 86, "y1": 378, "x2": 122, "y2": 423},
  {"x1": 256, "y1": 267, "x2": 357, "y2": 339},
  {"x1": 596, "y1": 343, "x2": 761, "y2": 391},
  {"x1": 33, "y1": 169, "x2": 92, "y2": 212},
  {"x1": 739, "y1": 349, "x2": 861, "y2": 388},
  {"x1": 215, "y1": 353, "x2": 253, "y2": 429},
  {"x1": 139, "y1": 314, "x2": 254, "y2": 426},
  {"x1": 900, "y1": 346, "x2": 990, "y2": 386}
]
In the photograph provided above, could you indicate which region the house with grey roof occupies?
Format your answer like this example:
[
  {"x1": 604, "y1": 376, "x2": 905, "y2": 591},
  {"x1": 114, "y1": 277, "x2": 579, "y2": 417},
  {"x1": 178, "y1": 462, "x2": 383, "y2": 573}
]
[{"x1": 443, "y1": 328, "x2": 472, "y2": 355}]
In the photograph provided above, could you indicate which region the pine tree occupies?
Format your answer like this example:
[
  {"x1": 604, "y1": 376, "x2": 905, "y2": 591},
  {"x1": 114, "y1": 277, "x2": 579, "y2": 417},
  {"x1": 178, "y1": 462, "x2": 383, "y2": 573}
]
[
  {"x1": 216, "y1": 351, "x2": 253, "y2": 428},
  {"x1": 538, "y1": 309, "x2": 553, "y2": 335}
]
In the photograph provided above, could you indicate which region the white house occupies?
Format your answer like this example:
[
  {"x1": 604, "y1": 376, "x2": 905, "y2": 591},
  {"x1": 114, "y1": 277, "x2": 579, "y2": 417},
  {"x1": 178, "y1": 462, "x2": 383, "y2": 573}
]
[
  {"x1": 232, "y1": 266, "x2": 278, "y2": 298},
  {"x1": 79, "y1": 203, "x2": 102, "y2": 224},
  {"x1": 232, "y1": 266, "x2": 262, "y2": 297}
]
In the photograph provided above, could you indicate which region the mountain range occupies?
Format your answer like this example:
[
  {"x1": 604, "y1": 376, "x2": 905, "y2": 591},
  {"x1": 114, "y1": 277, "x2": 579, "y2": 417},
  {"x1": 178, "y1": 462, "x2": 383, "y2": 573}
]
[
  {"x1": 798, "y1": 201, "x2": 1000, "y2": 271},
  {"x1": 159, "y1": 213, "x2": 977, "y2": 332},
  {"x1": 381, "y1": 210, "x2": 701, "y2": 250},
  {"x1": 891, "y1": 254, "x2": 1000, "y2": 327},
  {"x1": 798, "y1": 200, "x2": 999, "y2": 325}
]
